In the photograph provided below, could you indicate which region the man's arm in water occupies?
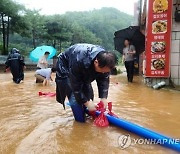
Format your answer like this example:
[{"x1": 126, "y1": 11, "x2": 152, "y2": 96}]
[
  {"x1": 96, "y1": 72, "x2": 110, "y2": 108},
  {"x1": 69, "y1": 62, "x2": 96, "y2": 111}
]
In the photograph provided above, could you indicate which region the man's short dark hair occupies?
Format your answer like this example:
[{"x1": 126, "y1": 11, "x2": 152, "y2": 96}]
[
  {"x1": 96, "y1": 51, "x2": 117, "y2": 69},
  {"x1": 45, "y1": 51, "x2": 50, "y2": 55},
  {"x1": 51, "y1": 68, "x2": 56, "y2": 72}
]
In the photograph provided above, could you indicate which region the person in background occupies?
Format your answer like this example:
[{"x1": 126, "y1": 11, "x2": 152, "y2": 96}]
[
  {"x1": 5, "y1": 48, "x2": 26, "y2": 84},
  {"x1": 122, "y1": 39, "x2": 136, "y2": 82},
  {"x1": 35, "y1": 68, "x2": 56, "y2": 86},
  {"x1": 37, "y1": 51, "x2": 50, "y2": 69},
  {"x1": 56, "y1": 43, "x2": 117, "y2": 123}
]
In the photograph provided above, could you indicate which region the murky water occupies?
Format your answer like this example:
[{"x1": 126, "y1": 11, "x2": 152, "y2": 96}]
[{"x1": 0, "y1": 71, "x2": 180, "y2": 154}]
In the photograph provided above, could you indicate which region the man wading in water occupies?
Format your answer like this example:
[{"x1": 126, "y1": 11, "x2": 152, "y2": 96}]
[
  {"x1": 5, "y1": 48, "x2": 26, "y2": 84},
  {"x1": 56, "y1": 43, "x2": 117, "y2": 122}
]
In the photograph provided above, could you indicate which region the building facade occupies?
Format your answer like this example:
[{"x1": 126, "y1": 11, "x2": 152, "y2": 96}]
[
  {"x1": 171, "y1": 0, "x2": 180, "y2": 85},
  {"x1": 138, "y1": 0, "x2": 180, "y2": 86}
]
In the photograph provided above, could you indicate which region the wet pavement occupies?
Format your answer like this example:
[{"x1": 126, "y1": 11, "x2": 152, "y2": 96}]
[{"x1": 0, "y1": 71, "x2": 180, "y2": 154}]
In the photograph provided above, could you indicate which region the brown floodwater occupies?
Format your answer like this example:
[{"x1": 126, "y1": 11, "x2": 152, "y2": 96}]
[{"x1": 0, "y1": 71, "x2": 180, "y2": 154}]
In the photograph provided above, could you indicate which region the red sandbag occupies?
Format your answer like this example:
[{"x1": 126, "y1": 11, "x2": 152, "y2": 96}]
[
  {"x1": 96, "y1": 101, "x2": 105, "y2": 112},
  {"x1": 94, "y1": 111, "x2": 109, "y2": 127},
  {"x1": 108, "y1": 102, "x2": 118, "y2": 118},
  {"x1": 88, "y1": 111, "x2": 96, "y2": 119},
  {"x1": 38, "y1": 91, "x2": 56, "y2": 97},
  {"x1": 94, "y1": 101, "x2": 109, "y2": 127}
]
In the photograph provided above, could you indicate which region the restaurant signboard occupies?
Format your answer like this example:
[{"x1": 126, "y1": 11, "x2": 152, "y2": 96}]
[{"x1": 145, "y1": 0, "x2": 173, "y2": 77}]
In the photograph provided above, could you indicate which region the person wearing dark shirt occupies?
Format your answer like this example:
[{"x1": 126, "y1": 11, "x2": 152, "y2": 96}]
[
  {"x1": 5, "y1": 48, "x2": 26, "y2": 84},
  {"x1": 56, "y1": 43, "x2": 117, "y2": 122}
]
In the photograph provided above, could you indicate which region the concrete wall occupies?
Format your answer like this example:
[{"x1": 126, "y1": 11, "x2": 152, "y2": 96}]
[
  {"x1": 0, "y1": 64, "x2": 54, "y2": 72},
  {"x1": 0, "y1": 55, "x2": 55, "y2": 72},
  {"x1": 171, "y1": 0, "x2": 180, "y2": 85}
]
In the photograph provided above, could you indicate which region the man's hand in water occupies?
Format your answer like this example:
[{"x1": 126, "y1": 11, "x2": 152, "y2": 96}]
[
  {"x1": 43, "y1": 79, "x2": 50, "y2": 86},
  {"x1": 84, "y1": 101, "x2": 97, "y2": 111},
  {"x1": 5, "y1": 67, "x2": 10, "y2": 72}
]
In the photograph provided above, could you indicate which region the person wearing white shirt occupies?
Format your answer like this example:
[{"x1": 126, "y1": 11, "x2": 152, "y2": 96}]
[
  {"x1": 37, "y1": 51, "x2": 50, "y2": 69},
  {"x1": 35, "y1": 68, "x2": 56, "y2": 86}
]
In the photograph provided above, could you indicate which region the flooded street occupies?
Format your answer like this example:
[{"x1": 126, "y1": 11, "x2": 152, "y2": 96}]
[{"x1": 0, "y1": 71, "x2": 180, "y2": 154}]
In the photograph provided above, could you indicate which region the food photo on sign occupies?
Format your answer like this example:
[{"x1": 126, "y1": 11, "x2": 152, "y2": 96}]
[
  {"x1": 151, "y1": 58, "x2": 166, "y2": 70},
  {"x1": 151, "y1": 41, "x2": 166, "y2": 53},
  {"x1": 152, "y1": 20, "x2": 167, "y2": 34},
  {"x1": 153, "y1": 0, "x2": 168, "y2": 13}
]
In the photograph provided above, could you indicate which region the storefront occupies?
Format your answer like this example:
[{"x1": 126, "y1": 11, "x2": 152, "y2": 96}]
[{"x1": 139, "y1": 0, "x2": 180, "y2": 86}]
